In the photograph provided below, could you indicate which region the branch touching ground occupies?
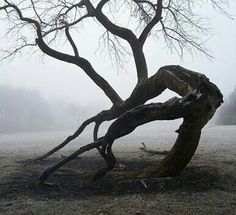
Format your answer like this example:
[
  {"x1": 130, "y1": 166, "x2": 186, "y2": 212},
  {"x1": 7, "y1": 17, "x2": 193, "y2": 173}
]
[
  {"x1": 139, "y1": 143, "x2": 169, "y2": 156},
  {"x1": 39, "y1": 139, "x2": 105, "y2": 184},
  {"x1": 36, "y1": 116, "x2": 97, "y2": 160}
]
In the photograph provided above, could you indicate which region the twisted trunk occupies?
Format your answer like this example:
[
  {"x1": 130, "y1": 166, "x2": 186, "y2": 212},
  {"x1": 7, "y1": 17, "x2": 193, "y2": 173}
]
[{"x1": 39, "y1": 65, "x2": 223, "y2": 183}]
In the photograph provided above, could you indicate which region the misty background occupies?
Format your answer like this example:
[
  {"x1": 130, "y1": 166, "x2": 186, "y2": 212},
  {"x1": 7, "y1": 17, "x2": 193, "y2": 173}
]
[
  {"x1": 217, "y1": 87, "x2": 236, "y2": 125},
  {"x1": 0, "y1": 3, "x2": 236, "y2": 133}
]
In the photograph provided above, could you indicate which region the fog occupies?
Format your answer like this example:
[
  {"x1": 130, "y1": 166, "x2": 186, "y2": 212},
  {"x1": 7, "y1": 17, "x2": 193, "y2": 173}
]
[
  {"x1": 0, "y1": 2, "x2": 236, "y2": 133},
  {"x1": 0, "y1": 84, "x2": 111, "y2": 133},
  {"x1": 217, "y1": 87, "x2": 236, "y2": 125}
]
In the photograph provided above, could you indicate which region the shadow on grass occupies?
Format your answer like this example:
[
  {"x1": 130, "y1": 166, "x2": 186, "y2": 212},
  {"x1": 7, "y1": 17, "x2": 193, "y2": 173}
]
[{"x1": 0, "y1": 156, "x2": 235, "y2": 201}]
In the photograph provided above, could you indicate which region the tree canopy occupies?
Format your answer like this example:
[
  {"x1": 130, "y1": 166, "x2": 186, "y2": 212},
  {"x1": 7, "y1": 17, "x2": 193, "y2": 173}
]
[{"x1": 0, "y1": 1, "x2": 231, "y2": 83}]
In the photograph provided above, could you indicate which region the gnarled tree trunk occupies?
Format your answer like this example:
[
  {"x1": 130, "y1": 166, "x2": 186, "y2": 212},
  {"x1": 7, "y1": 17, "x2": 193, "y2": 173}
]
[{"x1": 38, "y1": 65, "x2": 223, "y2": 183}]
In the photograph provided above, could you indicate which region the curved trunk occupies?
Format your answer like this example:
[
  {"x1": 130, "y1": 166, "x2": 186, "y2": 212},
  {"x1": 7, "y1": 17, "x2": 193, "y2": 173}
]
[
  {"x1": 38, "y1": 65, "x2": 223, "y2": 183},
  {"x1": 158, "y1": 119, "x2": 202, "y2": 177},
  {"x1": 138, "y1": 118, "x2": 203, "y2": 178}
]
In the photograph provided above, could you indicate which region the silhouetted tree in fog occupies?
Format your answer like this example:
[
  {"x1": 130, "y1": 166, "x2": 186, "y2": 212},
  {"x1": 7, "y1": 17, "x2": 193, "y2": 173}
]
[
  {"x1": 0, "y1": 1, "x2": 229, "y2": 183},
  {"x1": 0, "y1": 85, "x2": 85, "y2": 132},
  {"x1": 0, "y1": 85, "x2": 54, "y2": 132},
  {"x1": 217, "y1": 87, "x2": 236, "y2": 125}
]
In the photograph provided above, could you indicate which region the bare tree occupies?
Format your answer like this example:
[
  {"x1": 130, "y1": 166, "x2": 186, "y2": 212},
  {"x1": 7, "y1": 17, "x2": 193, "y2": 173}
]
[{"x1": 0, "y1": 0, "x2": 227, "y2": 183}]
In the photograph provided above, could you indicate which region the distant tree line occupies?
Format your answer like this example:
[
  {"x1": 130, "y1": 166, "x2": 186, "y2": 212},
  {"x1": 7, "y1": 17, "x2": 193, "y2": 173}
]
[
  {"x1": 217, "y1": 87, "x2": 236, "y2": 125},
  {"x1": 0, "y1": 85, "x2": 82, "y2": 133}
]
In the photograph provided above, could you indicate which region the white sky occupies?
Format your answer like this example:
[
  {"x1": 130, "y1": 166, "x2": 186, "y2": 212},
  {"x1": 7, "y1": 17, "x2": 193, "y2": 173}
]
[{"x1": 0, "y1": 2, "x2": 236, "y2": 109}]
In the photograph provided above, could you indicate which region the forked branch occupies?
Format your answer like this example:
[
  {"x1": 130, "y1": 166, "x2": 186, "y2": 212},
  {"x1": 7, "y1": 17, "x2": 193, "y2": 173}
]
[{"x1": 139, "y1": 0, "x2": 163, "y2": 46}]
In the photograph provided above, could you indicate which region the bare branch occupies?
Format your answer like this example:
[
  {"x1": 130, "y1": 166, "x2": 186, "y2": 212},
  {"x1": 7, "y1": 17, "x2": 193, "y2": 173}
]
[
  {"x1": 42, "y1": 14, "x2": 90, "y2": 37},
  {"x1": 95, "y1": 2, "x2": 137, "y2": 42},
  {"x1": 94, "y1": 1, "x2": 149, "y2": 81},
  {"x1": 97, "y1": 30, "x2": 131, "y2": 72},
  {"x1": 210, "y1": 0, "x2": 235, "y2": 19},
  {"x1": 31, "y1": 0, "x2": 44, "y2": 24},
  {"x1": 139, "y1": 0, "x2": 163, "y2": 46},
  {"x1": 65, "y1": 23, "x2": 79, "y2": 57},
  {"x1": 0, "y1": 42, "x2": 36, "y2": 61}
]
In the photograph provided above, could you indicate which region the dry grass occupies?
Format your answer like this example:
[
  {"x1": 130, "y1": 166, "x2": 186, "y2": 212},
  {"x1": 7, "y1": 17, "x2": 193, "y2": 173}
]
[{"x1": 0, "y1": 125, "x2": 235, "y2": 215}]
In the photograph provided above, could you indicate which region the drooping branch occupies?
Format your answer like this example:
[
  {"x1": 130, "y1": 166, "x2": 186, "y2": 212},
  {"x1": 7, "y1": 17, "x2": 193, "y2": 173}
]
[
  {"x1": 0, "y1": 41, "x2": 37, "y2": 60},
  {"x1": 160, "y1": 19, "x2": 212, "y2": 58},
  {"x1": 98, "y1": 31, "x2": 131, "y2": 71}
]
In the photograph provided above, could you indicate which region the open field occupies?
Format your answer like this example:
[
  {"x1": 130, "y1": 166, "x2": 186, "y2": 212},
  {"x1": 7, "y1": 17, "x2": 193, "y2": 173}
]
[{"x1": 0, "y1": 124, "x2": 235, "y2": 214}]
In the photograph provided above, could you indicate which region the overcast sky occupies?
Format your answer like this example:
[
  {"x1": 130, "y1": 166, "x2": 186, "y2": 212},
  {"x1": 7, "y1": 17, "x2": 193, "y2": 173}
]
[{"x1": 0, "y1": 2, "x2": 236, "y2": 109}]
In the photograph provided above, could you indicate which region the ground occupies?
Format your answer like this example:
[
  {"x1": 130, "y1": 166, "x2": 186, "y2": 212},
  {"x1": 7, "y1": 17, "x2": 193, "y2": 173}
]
[{"x1": 0, "y1": 123, "x2": 235, "y2": 215}]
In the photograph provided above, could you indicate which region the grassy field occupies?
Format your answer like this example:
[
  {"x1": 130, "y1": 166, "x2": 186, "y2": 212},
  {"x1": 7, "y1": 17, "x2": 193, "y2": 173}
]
[{"x1": 0, "y1": 124, "x2": 235, "y2": 214}]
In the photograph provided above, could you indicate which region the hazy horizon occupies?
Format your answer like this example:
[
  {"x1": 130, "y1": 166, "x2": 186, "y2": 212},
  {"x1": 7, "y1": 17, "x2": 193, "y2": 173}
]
[{"x1": 0, "y1": 1, "x2": 236, "y2": 133}]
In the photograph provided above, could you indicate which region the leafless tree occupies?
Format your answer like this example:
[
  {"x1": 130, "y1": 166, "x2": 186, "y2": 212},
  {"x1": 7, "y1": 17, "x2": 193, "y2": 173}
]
[{"x1": 0, "y1": 0, "x2": 227, "y2": 183}]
